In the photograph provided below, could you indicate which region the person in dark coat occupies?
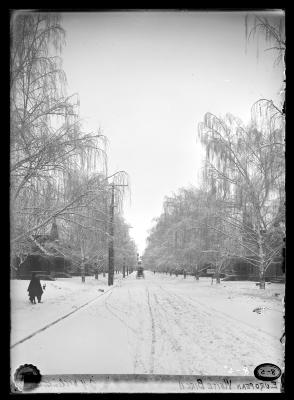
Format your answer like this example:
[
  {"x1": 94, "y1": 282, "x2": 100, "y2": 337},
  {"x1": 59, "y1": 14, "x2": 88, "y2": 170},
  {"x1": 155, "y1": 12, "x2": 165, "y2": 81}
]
[{"x1": 27, "y1": 272, "x2": 43, "y2": 304}]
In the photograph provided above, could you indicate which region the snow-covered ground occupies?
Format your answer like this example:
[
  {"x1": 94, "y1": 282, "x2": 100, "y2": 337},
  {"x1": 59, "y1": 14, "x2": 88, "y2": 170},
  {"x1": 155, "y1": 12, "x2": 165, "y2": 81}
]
[
  {"x1": 10, "y1": 274, "x2": 118, "y2": 345},
  {"x1": 10, "y1": 271, "x2": 284, "y2": 392}
]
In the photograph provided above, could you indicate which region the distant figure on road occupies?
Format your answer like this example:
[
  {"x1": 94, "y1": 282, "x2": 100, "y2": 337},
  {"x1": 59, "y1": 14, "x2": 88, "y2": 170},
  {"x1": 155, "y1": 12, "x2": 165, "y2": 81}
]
[
  {"x1": 27, "y1": 272, "x2": 43, "y2": 304},
  {"x1": 136, "y1": 266, "x2": 145, "y2": 279}
]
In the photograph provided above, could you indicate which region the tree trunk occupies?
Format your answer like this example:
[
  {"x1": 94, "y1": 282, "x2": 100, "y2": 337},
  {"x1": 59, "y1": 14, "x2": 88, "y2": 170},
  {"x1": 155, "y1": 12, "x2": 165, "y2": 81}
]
[
  {"x1": 82, "y1": 268, "x2": 85, "y2": 282},
  {"x1": 95, "y1": 271, "x2": 98, "y2": 279},
  {"x1": 259, "y1": 268, "x2": 266, "y2": 289},
  {"x1": 215, "y1": 270, "x2": 220, "y2": 284},
  {"x1": 258, "y1": 228, "x2": 266, "y2": 289},
  {"x1": 81, "y1": 262, "x2": 85, "y2": 283},
  {"x1": 123, "y1": 264, "x2": 125, "y2": 278}
]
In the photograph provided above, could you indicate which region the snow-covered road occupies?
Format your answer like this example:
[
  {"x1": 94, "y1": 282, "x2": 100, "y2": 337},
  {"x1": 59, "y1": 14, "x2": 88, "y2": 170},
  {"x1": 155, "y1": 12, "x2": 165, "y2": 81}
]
[{"x1": 11, "y1": 272, "x2": 284, "y2": 378}]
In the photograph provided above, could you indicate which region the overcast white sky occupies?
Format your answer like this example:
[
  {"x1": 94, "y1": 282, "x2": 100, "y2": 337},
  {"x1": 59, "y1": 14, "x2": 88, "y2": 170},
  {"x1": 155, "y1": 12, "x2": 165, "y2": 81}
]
[{"x1": 60, "y1": 11, "x2": 284, "y2": 254}]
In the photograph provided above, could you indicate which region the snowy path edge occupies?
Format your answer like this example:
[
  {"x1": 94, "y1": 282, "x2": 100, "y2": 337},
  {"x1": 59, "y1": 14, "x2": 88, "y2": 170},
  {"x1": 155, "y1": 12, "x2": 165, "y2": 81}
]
[{"x1": 11, "y1": 283, "x2": 118, "y2": 349}]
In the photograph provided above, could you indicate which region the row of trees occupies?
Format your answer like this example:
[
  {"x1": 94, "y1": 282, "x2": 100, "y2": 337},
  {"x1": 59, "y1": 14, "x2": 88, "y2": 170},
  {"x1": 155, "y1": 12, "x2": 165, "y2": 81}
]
[
  {"x1": 143, "y1": 15, "x2": 285, "y2": 288},
  {"x1": 143, "y1": 100, "x2": 285, "y2": 287},
  {"x1": 10, "y1": 12, "x2": 138, "y2": 277}
]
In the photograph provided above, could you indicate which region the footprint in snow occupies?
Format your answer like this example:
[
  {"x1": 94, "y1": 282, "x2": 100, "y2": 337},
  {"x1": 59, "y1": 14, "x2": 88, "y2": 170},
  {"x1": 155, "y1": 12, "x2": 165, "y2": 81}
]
[{"x1": 253, "y1": 307, "x2": 268, "y2": 314}]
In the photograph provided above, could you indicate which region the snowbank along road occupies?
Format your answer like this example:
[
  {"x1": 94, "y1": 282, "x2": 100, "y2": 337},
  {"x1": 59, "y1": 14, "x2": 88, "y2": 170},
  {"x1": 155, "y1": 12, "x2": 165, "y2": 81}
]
[{"x1": 11, "y1": 271, "x2": 284, "y2": 376}]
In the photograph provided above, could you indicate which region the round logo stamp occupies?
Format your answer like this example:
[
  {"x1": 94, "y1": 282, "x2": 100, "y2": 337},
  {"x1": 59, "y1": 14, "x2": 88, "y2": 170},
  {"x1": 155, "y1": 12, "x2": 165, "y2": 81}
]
[
  {"x1": 254, "y1": 363, "x2": 282, "y2": 381},
  {"x1": 13, "y1": 364, "x2": 42, "y2": 392}
]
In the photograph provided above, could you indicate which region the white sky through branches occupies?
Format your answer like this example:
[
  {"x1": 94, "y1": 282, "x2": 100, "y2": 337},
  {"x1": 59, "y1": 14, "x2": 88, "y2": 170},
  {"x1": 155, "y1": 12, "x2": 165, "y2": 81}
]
[{"x1": 61, "y1": 11, "x2": 284, "y2": 254}]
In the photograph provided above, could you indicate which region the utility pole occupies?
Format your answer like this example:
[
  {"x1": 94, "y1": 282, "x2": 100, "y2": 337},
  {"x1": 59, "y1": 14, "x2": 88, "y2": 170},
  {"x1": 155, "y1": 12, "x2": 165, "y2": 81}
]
[
  {"x1": 107, "y1": 182, "x2": 128, "y2": 286},
  {"x1": 108, "y1": 183, "x2": 115, "y2": 286}
]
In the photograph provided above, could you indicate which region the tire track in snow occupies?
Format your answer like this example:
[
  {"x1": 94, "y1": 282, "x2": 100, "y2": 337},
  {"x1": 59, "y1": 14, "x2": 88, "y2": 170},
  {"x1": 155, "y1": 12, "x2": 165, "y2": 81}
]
[
  {"x1": 125, "y1": 286, "x2": 150, "y2": 374},
  {"x1": 151, "y1": 286, "x2": 224, "y2": 374},
  {"x1": 156, "y1": 286, "x2": 244, "y2": 374},
  {"x1": 157, "y1": 284, "x2": 281, "y2": 370},
  {"x1": 126, "y1": 288, "x2": 141, "y2": 373},
  {"x1": 103, "y1": 290, "x2": 139, "y2": 335},
  {"x1": 146, "y1": 287, "x2": 156, "y2": 374},
  {"x1": 160, "y1": 284, "x2": 279, "y2": 343},
  {"x1": 128, "y1": 292, "x2": 143, "y2": 372},
  {"x1": 109, "y1": 287, "x2": 147, "y2": 374},
  {"x1": 175, "y1": 287, "x2": 281, "y2": 340},
  {"x1": 150, "y1": 279, "x2": 218, "y2": 373},
  {"x1": 104, "y1": 286, "x2": 150, "y2": 374},
  {"x1": 151, "y1": 289, "x2": 190, "y2": 373},
  {"x1": 160, "y1": 285, "x2": 263, "y2": 346}
]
